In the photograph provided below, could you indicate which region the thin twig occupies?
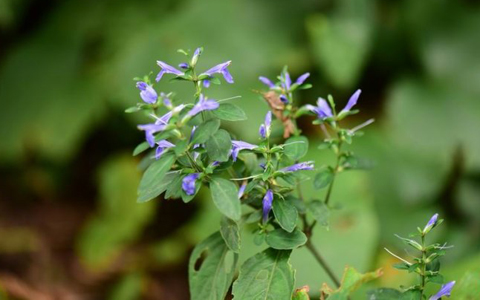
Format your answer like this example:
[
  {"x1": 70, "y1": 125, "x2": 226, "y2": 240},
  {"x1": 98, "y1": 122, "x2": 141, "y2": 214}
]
[{"x1": 305, "y1": 241, "x2": 341, "y2": 288}]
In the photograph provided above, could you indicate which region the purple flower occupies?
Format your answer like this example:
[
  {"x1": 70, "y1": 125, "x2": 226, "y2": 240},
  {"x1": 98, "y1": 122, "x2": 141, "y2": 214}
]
[
  {"x1": 306, "y1": 97, "x2": 333, "y2": 119},
  {"x1": 191, "y1": 47, "x2": 202, "y2": 66},
  {"x1": 238, "y1": 181, "x2": 247, "y2": 198},
  {"x1": 423, "y1": 213, "x2": 439, "y2": 233},
  {"x1": 156, "y1": 61, "x2": 184, "y2": 82},
  {"x1": 155, "y1": 140, "x2": 175, "y2": 159},
  {"x1": 137, "y1": 123, "x2": 168, "y2": 147},
  {"x1": 279, "y1": 94, "x2": 289, "y2": 104},
  {"x1": 259, "y1": 76, "x2": 276, "y2": 88},
  {"x1": 187, "y1": 94, "x2": 219, "y2": 117},
  {"x1": 280, "y1": 161, "x2": 315, "y2": 172},
  {"x1": 282, "y1": 71, "x2": 292, "y2": 91},
  {"x1": 340, "y1": 89, "x2": 361, "y2": 114},
  {"x1": 160, "y1": 92, "x2": 172, "y2": 107},
  {"x1": 203, "y1": 78, "x2": 211, "y2": 88},
  {"x1": 259, "y1": 111, "x2": 272, "y2": 139},
  {"x1": 182, "y1": 173, "x2": 200, "y2": 196},
  {"x1": 262, "y1": 190, "x2": 273, "y2": 223},
  {"x1": 295, "y1": 73, "x2": 310, "y2": 85},
  {"x1": 136, "y1": 81, "x2": 158, "y2": 104},
  {"x1": 231, "y1": 140, "x2": 257, "y2": 161},
  {"x1": 429, "y1": 281, "x2": 455, "y2": 300},
  {"x1": 179, "y1": 62, "x2": 189, "y2": 69},
  {"x1": 200, "y1": 61, "x2": 233, "y2": 83}
]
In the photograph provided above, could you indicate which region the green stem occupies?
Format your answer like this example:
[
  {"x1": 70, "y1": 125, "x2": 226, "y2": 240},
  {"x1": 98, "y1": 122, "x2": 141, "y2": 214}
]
[
  {"x1": 305, "y1": 240, "x2": 341, "y2": 288},
  {"x1": 185, "y1": 151, "x2": 200, "y2": 172},
  {"x1": 324, "y1": 140, "x2": 342, "y2": 205},
  {"x1": 420, "y1": 234, "x2": 427, "y2": 299}
]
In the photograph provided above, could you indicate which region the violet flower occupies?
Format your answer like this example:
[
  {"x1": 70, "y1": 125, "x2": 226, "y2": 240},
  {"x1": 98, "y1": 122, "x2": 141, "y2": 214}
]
[
  {"x1": 231, "y1": 140, "x2": 258, "y2": 161},
  {"x1": 259, "y1": 111, "x2": 272, "y2": 139},
  {"x1": 340, "y1": 89, "x2": 361, "y2": 114},
  {"x1": 178, "y1": 63, "x2": 189, "y2": 69},
  {"x1": 155, "y1": 140, "x2": 175, "y2": 160},
  {"x1": 187, "y1": 94, "x2": 219, "y2": 117},
  {"x1": 136, "y1": 81, "x2": 158, "y2": 104},
  {"x1": 203, "y1": 78, "x2": 211, "y2": 88},
  {"x1": 238, "y1": 181, "x2": 247, "y2": 198},
  {"x1": 191, "y1": 47, "x2": 201, "y2": 66},
  {"x1": 156, "y1": 61, "x2": 184, "y2": 82},
  {"x1": 429, "y1": 281, "x2": 455, "y2": 300},
  {"x1": 137, "y1": 123, "x2": 168, "y2": 147},
  {"x1": 306, "y1": 97, "x2": 333, "y2": 119},
  {"x1": 262, "y1": 189, "x2": 273, "y2": 223},
  {"x1": 295, "y1": 72, "x2": 310, "y2": 85},
  {"x1": 182, "y1": 173, "x2": 200, "y2": 196},
  {"x1": 423, "y1": 213, "x2": 439, "y2": 233},
  {"x1": 282, "y1": 71, "x2": 292, "y2": 91},
  {"x1": 280, "y1": 161, "x2": 315, "y2": 172},
  {"x1": 279, "y1": 94, "x2": 289, "y2": 103},
  {"x1": 200, "y1": 61, "x2": 233, "y2": 83},
  {"x1": 259, "y1": 76, "x2": 276, "y2": 88}
]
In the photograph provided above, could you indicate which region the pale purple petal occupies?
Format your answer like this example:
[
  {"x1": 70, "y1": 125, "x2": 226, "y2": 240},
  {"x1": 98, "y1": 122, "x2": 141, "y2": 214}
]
[
  {"x1": 429, "y1": 281, "x2": 455, "y2": 300},
  {"x1": 222, "y1": 68, "x2": 234, "y2": 83},
  {"x1": 316, "y1": 98, "x2": 333, "y2": 118},
  {"x1": 231, "y1": 140, "x2": 257, "y2": 161},
  {"x1": 156, "y1": 61, "x2": 184, "y2": 82},
  {"x1": 265, "y1": 111, "x2": 272, "y2": 128},
  {"x1": 284, "y1": 72, "x2": 292, "y2": 90},
  {"x1": 238, "y1": 181, "x2": 247, "y2": 198},
  {"x1": 136, "y1": 81, "x2": 157, "y2": 104},
  {"x1": 179, "y1": 62, "x2": 189, "y2": 69},
  {"x1": 187, "y1": 94, "x2": 219, "y2": 117},
  {"x1": 280, "y1": 161, "x2": 314, "y2": 172},
  {"x1": 279, "y1": 94, "x2": 288, "y2": 103},
  {"x1": 182, "y1": 173, "x2": 199, "y2": 196},
  {"x1": 295, "y1": 72, "x2": 310, "y2": 85},
  {"x1": 203, "y1": 79, "x2": 211, "y2": 88},
  {"x1": 154, "y1": 140, "x2": 174, "y2": 160},
  {"x1": 341, "y1": 89, "x2": 361, "y2": 113},
  {"x1": 424, "y1": 213, "x2": 439, "y2": 232},
  {"x1": 262, "y1": 190, "x2": 273, "y2": 223},
  {"x1": 137, "y1": 123, "x2": 167, "y2": 147},
  {"x1": 201, "y1": 61, "x2": 231, "y2": 76},
  {"x1": 259, "y1": 76, "x2": 275, "y2": 88},
  {"x1": 259, "y1": 124, "x2": 266, "y2": 139}
]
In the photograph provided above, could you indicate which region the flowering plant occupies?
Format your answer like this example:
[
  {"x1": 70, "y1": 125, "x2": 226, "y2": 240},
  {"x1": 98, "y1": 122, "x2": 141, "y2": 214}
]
[{"x1": 126, "y1": 48, "x2": 455, "y2": 299}]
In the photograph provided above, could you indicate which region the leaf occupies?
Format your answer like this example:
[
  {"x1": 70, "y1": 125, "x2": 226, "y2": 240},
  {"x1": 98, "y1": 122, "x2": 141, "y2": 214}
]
[
  {"x1": 292, "y1": 286, "x2": 310, "y2": 300},
  {"x1": 284, "y1": 136, "x2": 309, "y2": 160},
  {"x1": 321, "y1": 266, "x2": 383, "y2": 300},
  {"x1": 165, "y1": 172, "x2": 183, "y2": 199},
  {"x1": 308, "y1": 200, "x2": 330, "y2": 227},
  {"x1": 137, "y1": 152, "x2": 176, "y2": 203},
  {"x1": 220, "y1": 217, "x2": 241, "y2": 253},
  {"x1": 366, "y1": 288, "x2": 402, "y2": 300},
  {"x1": 314, "y1": 168, "x2": 333, "y2": 189},
  {"x1": 209, "y1": 177, "x2": 241, "y2": 221},
  {"x1": 306, "y1": 0, "x2": 374, "y2": 89},
  {"x1": 266, "y1": 228, "x2": 307, "y2": 250},
  {"x1": 272, "y1": 197, "x2": 298, "y2": 233},
  {"x1": 132, "y1": 141, "x2": 150, "y2": 156},
  {"x1": 205, "y1": 129, "x2": 232, "y2": 162},
  {"x1": 232, "y1": 248, "x2": 295, "y2": 300},
  {"x1": 189, "y1": 232, "x2": 238, "y2": 300},
  {"x1": 212, "y1": 103, "x2": 247, "y2": 121},
  {"x1": 191, "y1": 119, "x2": 221, "y2": 144}
]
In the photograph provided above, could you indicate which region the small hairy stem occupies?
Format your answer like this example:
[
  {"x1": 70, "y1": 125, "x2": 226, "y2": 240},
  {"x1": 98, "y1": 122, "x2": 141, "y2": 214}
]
[
  {"x1": 305, "y1": 240, "x2": 341, "y2": 288},
  {"x1": 420, "y1": 234, "x2": 427, "y2": 299},
  {"x1": 185, "y1": 151, "x2": 200, "y2": 172},
  {"x1": 324, "y1": 141, "x2": 342, "y2": 205}
]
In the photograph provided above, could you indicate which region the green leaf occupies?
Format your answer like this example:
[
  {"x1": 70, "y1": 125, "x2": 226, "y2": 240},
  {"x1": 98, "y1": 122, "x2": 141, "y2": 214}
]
[
  {"x1": 165, "y1": 172, "x2": 183, "y2": 199},
  {"x1": 367, "y1": 288, "x2": 402, "y2": 300},
  {"x1": 191, "y1": 119, "x2": 221, "y2": 144},
  {"x1": 212, "y1": 103, "x2": 247, "y2": 121},
  {"x1": 399, "y1": 290, "x2": 422, "y2": 300},
  {"x1": 124, "y1": 106, "x2": 141, "y2": 113},
  {"x1": 321, "y1": 266, "x2": 383, "y2": 300},
  {"x1": 308, "y1": 200, "x2": 330, "y2": 227},
  {"x1": 292, "y1": 286, "x2": 310, "y2": 300},
  {"x1": 132, "y1": 141, "x2": 150, "y2": 156},
  {"x1": 220, "y1": 217, "x2": 241, "y2": 253},
  {"x1": 284, "y1": 136, "x2": 309, "y2": 160},
  {"x1": 306, "y1": 0, "x2": 374, "y2": 89},
  {"x1": 205, "y1": 129, "x2": 232, "y2": 162},
  {"x1": 209, "y1": 177, "x2": 241, "y2": 221},
  {"x1": 266, "y1": 228, "x2": 307, "y2": 250},
  {"x1": 232, "y1": 249, "x2": 295, "y2": 300},
  {"x1": 272, "y1": 197, "x2": 298, "y2": 233},
  {"x1": 137, "y1": 153, "x2": 176, "y2": 203},
  {"x1": 314, "y1": 168, "x2": 333, "y2": 189},
  {"x1": 189, "y1": 232, "x2": 238, "y2": 300}
]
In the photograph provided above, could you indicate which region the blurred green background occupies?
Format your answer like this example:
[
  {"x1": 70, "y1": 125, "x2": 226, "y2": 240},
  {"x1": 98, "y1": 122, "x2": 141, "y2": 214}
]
[{"x1": 1, "y1": 0, "x2": 479, "y2": 299}]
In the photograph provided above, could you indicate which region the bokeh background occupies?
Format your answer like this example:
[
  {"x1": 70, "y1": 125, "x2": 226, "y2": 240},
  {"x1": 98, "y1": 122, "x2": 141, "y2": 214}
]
[{"x1": 1, "y1": 0, "x2": 479, "y2": 299}]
